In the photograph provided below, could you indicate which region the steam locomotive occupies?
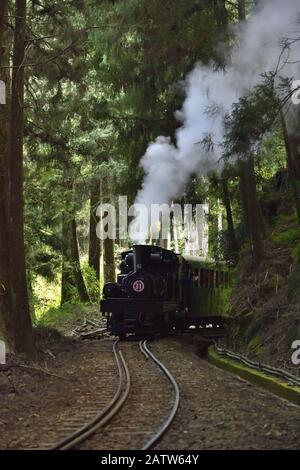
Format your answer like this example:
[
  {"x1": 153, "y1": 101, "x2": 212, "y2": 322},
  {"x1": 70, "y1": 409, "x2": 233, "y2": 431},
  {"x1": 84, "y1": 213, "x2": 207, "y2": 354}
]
[{"x1": 100, "y1": 245, "x2": 229, "y2": 339}]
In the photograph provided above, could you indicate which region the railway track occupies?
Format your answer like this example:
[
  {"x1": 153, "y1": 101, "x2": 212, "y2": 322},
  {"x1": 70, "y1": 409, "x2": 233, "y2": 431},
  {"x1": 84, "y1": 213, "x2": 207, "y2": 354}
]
[
  {"x1": 50, "y1": 338, "x2": 179, "y2": 450},
  {"x1": 139, "y1": 340, "x2": 180, "y2": 450}
]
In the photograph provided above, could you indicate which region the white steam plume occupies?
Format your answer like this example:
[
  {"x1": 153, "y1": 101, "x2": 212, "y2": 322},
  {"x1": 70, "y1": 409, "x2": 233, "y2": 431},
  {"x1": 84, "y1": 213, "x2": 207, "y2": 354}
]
[{"x1": 131, "y1": 0, "x2": 300, "y2": 242}]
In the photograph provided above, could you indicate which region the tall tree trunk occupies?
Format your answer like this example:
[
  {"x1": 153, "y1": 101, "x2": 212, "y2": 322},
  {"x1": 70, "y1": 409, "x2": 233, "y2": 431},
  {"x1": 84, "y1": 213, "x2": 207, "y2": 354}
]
[
  {"x1": 246, "y1": 155, "x2": 264, "y2": 264},
  {"x1": 61, "y1": 212, "x2": 90, "y2": 304},
  {"x1": 288, "y1": 134, "x2": 300, "y2": 179},
  {"x1": 159, "y1": 212, "x2": 170, "y2": 249},
  {"x1": 238, "y1": 0, "x2": 246, "y2": 21},
  {"x1": 61, "y1": 211, "x2": 74, "y2": 305},
  {"x1": 214, "y1": 0, "x2": 228, "y2": 28},
  {"x1": 71, "y1": 218, "x2": 89, "y2": 303},
  {"x1": 196, "y1": 203, "x2": 208, "y2": 257},
  {"x1": 238, "y1": 158, "x2": 264, "y2": 264},
  {"x1": 9, "y1": 0, "x2": 35, "y2": 355},
  {"x1": 102, "y1": 176, "x2": 115, "y2": 283},
  {"x1": 103, "y1": 237, "x2": 116, "y2": 283},
  {"x1": 0, "y1": 0, "x2": 12, "y2": 348},
  {"x1": 88, "y1": 178, "x2": 100, "y2": 279},
  {"x1": 281, "y1": 115, "x2": 300, "y2": 223},
  {"x1": 221, "y1": 177, "x2": 239, "y2": 263},
  {"x1": 238, "y1": 160, "x2": 250, "y2": 233},
  {"x1": 0, "y1": 1, "x2": 5, "y2": 55}
]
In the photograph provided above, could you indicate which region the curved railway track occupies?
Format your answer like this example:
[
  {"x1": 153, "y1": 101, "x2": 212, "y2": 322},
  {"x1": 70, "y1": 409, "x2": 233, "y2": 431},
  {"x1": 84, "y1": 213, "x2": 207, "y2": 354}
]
[
  {"x1": 51, "y1": 339, "x2": 130, "y2": 450},
  {"x1": 139, "y1": 340, "x2": 180, "y2": 450},
  {"x1": 51, "y1": 338, "x2": 179, "y2": 450}
]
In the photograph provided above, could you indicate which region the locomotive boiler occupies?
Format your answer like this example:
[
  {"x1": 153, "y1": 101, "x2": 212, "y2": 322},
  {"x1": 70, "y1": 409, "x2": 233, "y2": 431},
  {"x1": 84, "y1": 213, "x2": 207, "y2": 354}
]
[{"x1": 100, "y1": 245, "x2": 229, "y2": 339}]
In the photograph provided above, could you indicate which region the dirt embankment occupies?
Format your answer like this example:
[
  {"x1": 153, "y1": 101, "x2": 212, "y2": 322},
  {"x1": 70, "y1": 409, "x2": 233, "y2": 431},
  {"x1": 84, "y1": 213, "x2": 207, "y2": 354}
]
[{"x1": 229, "y1": 213, "x2": 300, "y2": 375}]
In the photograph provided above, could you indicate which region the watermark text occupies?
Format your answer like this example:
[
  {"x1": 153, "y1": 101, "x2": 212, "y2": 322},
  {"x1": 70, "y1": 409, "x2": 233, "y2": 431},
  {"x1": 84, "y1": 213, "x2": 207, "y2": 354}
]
[
  {"x1": 0, "y1": 340, "x2": 6, "y2": 365},
  {"x1": 291, "y1": 339, "x2": 300, "y2": 366},
  {"x1": 96, "y1": 196, "x2": 208, "y2": 244},
  {"x1": 291, "y1": 80, "x2": 300, "y2": 105},
  {"x1": 0, "y1": 80, "x2": 5, "y2": 105}
]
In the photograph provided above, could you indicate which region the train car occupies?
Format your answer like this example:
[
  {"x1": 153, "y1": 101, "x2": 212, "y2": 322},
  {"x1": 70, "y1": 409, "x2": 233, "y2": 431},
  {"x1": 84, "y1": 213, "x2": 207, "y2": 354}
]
[{"x1": 100, "y1": 245, "x2": 229, "y2": 339}]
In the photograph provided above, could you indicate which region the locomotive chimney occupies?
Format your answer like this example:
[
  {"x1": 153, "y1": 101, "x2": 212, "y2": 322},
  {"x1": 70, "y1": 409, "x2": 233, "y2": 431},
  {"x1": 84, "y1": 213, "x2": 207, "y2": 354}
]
[{"x1": 133, "y1": 245, "x2": 151, "y2": 271}]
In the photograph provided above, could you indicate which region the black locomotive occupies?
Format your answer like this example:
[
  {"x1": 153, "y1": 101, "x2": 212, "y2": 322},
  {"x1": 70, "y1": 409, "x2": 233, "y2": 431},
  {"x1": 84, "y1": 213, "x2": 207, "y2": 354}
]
[{"x1": 100, "y1": 245, "x2": 229, "y2": 339}]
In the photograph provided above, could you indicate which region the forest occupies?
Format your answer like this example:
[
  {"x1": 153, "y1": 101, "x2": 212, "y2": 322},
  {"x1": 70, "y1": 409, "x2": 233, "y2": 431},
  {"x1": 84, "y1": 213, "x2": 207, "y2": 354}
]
[
  {"x1": 0, "y1": 0, "x2": 300, "y2": 372},
  {"x1": 1, "y1": 0, "x2": 300, "y2": 455}
]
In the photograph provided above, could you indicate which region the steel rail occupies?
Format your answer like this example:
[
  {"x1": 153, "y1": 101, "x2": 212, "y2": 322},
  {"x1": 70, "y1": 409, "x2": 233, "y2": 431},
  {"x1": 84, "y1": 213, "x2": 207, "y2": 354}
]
[
  {"x1": 213, "y1": 342, "x2": 300, "y2": 387},
  {"x1": 141, "y1": 340, "x2": 180, "y2": 450},
  {"x1": 51, "y1": 339, "x2": 131, "y2": 450}
]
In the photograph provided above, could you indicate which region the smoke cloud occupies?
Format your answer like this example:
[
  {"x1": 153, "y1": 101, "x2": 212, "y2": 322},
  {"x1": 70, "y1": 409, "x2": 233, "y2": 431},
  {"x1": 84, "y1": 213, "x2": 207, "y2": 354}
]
[{"x1": 131, "y1": 0, "x2": 300, "y2": 242}]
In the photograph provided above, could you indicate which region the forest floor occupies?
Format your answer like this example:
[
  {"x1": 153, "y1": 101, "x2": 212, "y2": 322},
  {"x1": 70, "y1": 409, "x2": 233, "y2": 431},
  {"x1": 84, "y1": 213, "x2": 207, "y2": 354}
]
[
  {"x1": 0, "y1": 306, "x2": 109, "y2": 449},
  {"x1": 230, "y1": 208, "x2": 300, "y2": 376},
  {"x1": 151, "y1": 338, "x2": 299, "y2": 450},
  {"x1": 0, "y1": 328, "x2": 299, "y2": 450}
]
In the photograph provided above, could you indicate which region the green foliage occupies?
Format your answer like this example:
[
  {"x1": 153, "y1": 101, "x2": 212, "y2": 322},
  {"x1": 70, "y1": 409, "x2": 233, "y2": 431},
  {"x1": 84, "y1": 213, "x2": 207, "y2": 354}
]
[
  {"x1": 272, "y1": 227, "x2": 300, "y2": 247},
  {"x1": 31, "y1": 276, "x2": 61, "y2": 323},
  {"x1": 36, "y1": 302, "x2": 94, "y2": 328},
  {"x1": 256, "y1": 122, "x2": 287, "y2": 182},
  {"x1": 16, "y1": 0, "x2": 298, "y2": 316},
  {"x1": 248, "y1": 335, "x2": 264, "y2": 354},
  {"x1": 224, "y1": 81, "x2": 279, "y2": 157},
  {"x1": 81, "y1": 261, "x2": 102, "y2": 302},
  {"x1": 244, "y1": 318, "x2": 265, "y2": 344},
  {"x1": 291, "y1": 244, "x2": 300, "y2": 262},
  {"x1": 22, "y1": 0, "x2": 245, "y2": 311}
]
